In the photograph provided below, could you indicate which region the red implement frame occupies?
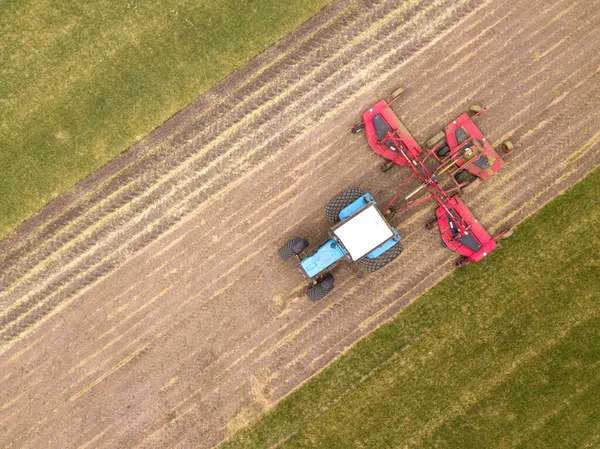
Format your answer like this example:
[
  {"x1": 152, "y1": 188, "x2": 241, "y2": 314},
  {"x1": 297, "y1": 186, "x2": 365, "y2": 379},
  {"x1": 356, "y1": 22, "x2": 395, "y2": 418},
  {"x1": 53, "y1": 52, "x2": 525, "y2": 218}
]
[
  {"x1": 353, "y1": 93, "x2": 515, "y2": 266},
  {"x1": 428, "y1": 110, "x2": 514, "y2": 182}
]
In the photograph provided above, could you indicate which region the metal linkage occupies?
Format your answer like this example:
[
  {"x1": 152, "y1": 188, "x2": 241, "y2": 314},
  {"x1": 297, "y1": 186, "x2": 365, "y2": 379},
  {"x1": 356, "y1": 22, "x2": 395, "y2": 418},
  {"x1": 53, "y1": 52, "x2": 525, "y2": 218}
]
[{"x1": 382, "y1": 131, "x2": 469, "y2": 234}]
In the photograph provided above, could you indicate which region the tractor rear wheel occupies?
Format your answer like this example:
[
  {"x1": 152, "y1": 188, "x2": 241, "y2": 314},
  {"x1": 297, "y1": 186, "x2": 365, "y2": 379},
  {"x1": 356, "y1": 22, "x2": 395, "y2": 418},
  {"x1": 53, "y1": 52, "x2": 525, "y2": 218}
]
[
  {"x1": 278, "y1": 237, "x2": 309, "y2": 260},
  {"x1": 426, "y1": 131, "x2": 445, "y2": 149},
  {"x1": 360, "y1": 242, "x2": 403, "y2": 273},
  {"x1": 455, "y1": 170, "x2": 476, "y2": 185},
  {"x1": 391, "y1": 87, "x2": 404, "y2": 100},
  {"x1": 306, "y1": 274, "x2": 334, "y2": 301},
  {"x1": 468, "y1": 105, "x2": 483, "y2": 117},
  {"x1": 324, "y1": 186, "x2": 364, "y2": 223}
]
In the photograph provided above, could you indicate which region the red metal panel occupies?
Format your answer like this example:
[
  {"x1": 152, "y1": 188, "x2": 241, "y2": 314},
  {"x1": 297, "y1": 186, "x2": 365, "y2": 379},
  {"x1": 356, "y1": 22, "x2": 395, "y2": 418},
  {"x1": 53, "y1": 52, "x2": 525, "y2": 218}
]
[{"x1": 356, "y1": 97, "x2": 512, "y2": 266}]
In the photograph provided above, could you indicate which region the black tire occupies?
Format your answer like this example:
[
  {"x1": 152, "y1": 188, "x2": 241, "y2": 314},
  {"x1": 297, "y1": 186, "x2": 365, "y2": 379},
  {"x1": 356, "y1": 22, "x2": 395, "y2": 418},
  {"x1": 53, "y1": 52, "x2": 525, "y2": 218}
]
[
  {"x1": 324, "y1": 187, "x2": 364, "y2": 223},
  {"x1": 278, "y1": 237, "x2": 309, "y2": 260},
  {"x1": 381, "y1": 160, "x2": 395, "y2": 172},
  {"x1": 436, "y1": 145, "x2": 450, "y2": 158},
  {"x1": 455, "y1": 170, "x2": 476, "y2": 184},
  {"x1": 426, "y1": 131, "x2": 446, "y2": 149},
  {"x1": 457, "y1": 257, "x2": 469, "y2": 268},
  {"x1": 425, "y1": 219, "x2": 437, "y2": 230},
  {"x1": 306, "y1": 274, "x2": 334, "y2": 301},
  {"x1": 360, "y1": 242, "x2": 403, "y2": 273},
  {"x1": 351, "y1": 123, "x2": 365, "y2": 134}
]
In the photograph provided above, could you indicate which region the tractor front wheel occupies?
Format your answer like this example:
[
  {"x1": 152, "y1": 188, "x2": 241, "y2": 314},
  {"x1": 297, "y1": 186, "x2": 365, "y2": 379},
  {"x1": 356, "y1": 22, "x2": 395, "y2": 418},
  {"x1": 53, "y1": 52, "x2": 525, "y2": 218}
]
[
  {"x1": 360, "y1": 242, "x2": 403, "y2": 273},
  {"x1": 325, "y1": 186, "x2": 364, "y2": 223},
  {"x1": 278, "y1": 237, "x2": 309, "y2": 260},
  {"x1": 306, "y1": 274, "x2": 334, "y2": 301}
]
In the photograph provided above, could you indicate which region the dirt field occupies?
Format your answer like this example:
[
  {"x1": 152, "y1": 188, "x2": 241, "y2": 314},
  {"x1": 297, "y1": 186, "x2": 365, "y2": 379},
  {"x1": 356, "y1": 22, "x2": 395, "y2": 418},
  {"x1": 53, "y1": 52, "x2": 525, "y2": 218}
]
[{"x1": 1, "y1": 0, "x2": 599, "y2": 447}]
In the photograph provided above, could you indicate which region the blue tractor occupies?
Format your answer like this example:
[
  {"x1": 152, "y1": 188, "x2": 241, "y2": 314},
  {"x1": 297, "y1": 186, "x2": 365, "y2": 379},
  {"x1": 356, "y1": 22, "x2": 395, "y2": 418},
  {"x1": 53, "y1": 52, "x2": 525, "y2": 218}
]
[{"x1": 278, "y1": 187, "x2": 403, "y2": 301}]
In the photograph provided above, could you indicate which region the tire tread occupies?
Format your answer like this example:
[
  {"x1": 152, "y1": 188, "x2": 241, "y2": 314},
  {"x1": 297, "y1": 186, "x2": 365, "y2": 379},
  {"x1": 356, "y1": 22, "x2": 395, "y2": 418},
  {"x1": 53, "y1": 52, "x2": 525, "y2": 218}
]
[
  {"x1": 324, "y1": 187, "x2": 364, "y2": 223},
  {"x1": 360, "y1": 242, "x2": 403, "y2": 272}
]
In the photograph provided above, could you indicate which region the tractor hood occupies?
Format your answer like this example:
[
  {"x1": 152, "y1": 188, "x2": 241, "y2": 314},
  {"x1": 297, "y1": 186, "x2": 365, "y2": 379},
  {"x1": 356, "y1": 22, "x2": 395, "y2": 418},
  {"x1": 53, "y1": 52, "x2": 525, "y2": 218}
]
[{"x1": 299, "y1": 239, "x2": 346, "y2": 279}]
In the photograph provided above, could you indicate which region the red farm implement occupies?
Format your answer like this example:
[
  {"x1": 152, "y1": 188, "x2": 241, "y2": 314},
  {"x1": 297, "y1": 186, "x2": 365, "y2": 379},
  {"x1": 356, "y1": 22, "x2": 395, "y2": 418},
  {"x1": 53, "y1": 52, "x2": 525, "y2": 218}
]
[{"x1": 352, "y1": 88, "x2": 515, "y2": 267}]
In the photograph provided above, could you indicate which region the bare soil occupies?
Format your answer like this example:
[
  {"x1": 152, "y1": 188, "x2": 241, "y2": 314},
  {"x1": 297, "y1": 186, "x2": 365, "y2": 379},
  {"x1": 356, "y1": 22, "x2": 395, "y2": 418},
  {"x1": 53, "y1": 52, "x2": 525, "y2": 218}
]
[{"x1": 1, "y1": 0, "x2": 599, "y2": 447}]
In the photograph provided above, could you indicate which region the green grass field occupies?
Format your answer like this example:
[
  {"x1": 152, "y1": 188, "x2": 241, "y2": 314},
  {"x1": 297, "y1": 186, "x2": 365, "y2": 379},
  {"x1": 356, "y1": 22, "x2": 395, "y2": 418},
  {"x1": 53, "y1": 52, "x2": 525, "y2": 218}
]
[
  {"x1": 222, "y1": 167, "x2": 600, "y2": 449},
  {"x1": 0, "y1": 0, "x2": 330, "y2": 238}
]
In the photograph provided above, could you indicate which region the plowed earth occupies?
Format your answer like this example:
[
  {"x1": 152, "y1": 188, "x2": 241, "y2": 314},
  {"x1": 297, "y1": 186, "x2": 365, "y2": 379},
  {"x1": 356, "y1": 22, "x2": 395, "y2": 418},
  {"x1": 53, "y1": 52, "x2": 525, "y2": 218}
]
[{"x1": 1, "y1": 0, "x2": 599, "y2": 447}]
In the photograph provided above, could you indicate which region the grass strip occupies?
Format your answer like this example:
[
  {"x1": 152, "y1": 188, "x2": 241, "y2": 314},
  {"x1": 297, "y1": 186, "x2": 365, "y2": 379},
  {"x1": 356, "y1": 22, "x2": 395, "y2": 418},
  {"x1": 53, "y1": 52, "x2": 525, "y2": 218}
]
[
  {"x1": 0, "y1": 0, "x2": 331, "y2": 237},
  {"x1": 222, "y1": 166, "x2": 600, "y2": 448}
]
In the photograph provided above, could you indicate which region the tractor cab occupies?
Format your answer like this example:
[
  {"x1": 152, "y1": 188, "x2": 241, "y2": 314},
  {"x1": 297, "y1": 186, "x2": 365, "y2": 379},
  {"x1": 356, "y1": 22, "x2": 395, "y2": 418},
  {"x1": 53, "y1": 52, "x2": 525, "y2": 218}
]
[{"x1": 332, "y1": 201, "x2": 397, "y2": 262}]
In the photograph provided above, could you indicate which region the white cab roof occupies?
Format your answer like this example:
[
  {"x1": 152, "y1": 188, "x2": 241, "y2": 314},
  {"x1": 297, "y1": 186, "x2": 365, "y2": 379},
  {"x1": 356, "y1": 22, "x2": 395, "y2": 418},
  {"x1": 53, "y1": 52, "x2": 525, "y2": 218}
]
[{"x1": 333, "y1": 204, "x2": 394, "y2": 261}]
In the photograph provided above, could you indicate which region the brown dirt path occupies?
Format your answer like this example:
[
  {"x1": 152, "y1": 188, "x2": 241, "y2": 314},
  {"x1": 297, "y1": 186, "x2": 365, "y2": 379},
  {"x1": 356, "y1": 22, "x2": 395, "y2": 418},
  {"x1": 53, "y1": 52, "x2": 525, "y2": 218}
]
[{"x1": 1, "y1": 0, "x2": 600, "y2": 447}]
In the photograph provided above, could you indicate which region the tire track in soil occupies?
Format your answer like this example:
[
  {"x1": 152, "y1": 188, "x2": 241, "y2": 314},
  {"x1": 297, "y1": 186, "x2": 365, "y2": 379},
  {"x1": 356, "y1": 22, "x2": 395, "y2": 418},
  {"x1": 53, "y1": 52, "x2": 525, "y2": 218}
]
[
  {"x1": 1, "y1": 0, "x2": 600, "y2": 448},
  {"x1": 108, "y1": 2, "x2": 600, "y2": 420},
  {"x1": 0, "y1": 0, "x2": 431, "y2": 299},
  {"x1": 0, "y1": 0, "x2": 476, "y2": 344},
  {"x1": 2, "y1": 9, "x2": 596, "y2": 444},
  {"x1": 0, "y1": 28, "x2": 596, "y2": 448}
]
